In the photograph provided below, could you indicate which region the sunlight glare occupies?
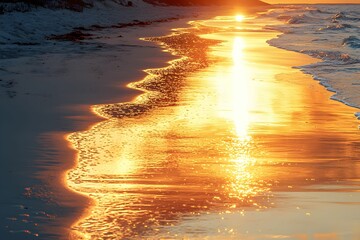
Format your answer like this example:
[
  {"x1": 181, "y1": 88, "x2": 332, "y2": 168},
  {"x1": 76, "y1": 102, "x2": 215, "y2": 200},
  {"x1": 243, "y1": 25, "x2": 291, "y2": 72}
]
[
  {"x1": 232, "y1": 37, "x2": 252, "y2": 140},
  {"x1": 117, "y1": 158, "x2": 136, "y2": 175},
  {"x1": 235, "y1": 15, "x2": 245, "y2": 22}
]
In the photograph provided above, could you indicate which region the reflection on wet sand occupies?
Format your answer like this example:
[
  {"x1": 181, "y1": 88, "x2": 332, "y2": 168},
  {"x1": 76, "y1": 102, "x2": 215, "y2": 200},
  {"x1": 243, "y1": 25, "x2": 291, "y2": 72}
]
[{"x1": 67, "y1": 15, "x2": 360, "y2": 239}]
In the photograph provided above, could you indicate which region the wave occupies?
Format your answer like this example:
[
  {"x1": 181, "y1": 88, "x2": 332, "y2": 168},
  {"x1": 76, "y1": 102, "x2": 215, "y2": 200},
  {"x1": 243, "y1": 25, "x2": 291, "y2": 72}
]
[
  {"x1": 286, "y1": 14, "x2": 308, "y2": 24},
  {"x1": 342, "y1": 36, "x2": 360, "y2": 49},
  {"x1": 299, "y1": 50, "x2": 359, "y2": 64},
  {"x1": 318, "y1": 23, "x2": 356, "y2": 31},
  {"x1": 277, "y1": 14, "x2": 316, "y2": 24},
  {"x1": 264, "y1": 4, "x2": 360, "y2": 110},
  {"x1": 278, "y1": 11, "x2": 359, "y2": 26},
  {"x1": 331, "y1": 12, "x2": 360, "y2": 22}
]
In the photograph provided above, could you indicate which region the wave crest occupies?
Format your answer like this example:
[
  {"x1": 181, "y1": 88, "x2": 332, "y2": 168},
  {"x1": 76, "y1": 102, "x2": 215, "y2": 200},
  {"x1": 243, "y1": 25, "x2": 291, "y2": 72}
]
[
  {"x1": 299, "y1": 50, "x2": 359, "y2": 64},
  {"x1": 331, "y1": 12, "x2": 360, "y2": 21},
  {"x1": 319, "y1": 23, "x2": 355, "y2": 31},
  {"x1": 342, "y1": 36, "x2": 360, "y2": 49},
  {"x1": 286, "y1": 14, "x2": 308, "y2": 24}
]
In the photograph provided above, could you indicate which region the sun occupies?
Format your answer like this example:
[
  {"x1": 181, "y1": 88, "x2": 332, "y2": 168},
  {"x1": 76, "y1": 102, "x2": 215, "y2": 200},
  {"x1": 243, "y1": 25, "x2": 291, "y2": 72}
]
[{"x1": 235, "y1": 15, "x2": 245, "y2": 22}]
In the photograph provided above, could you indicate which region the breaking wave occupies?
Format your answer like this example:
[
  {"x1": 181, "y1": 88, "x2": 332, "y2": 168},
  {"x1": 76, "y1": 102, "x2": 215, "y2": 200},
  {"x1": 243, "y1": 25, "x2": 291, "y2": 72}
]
[
  {"x1": 263, "y1": 4, "x2": 360, "y2": 110},
  {"x1": 342, "y1": 36, "x2": 360, "y2": 49},
  {"x1": 319, "y1": 23, "x2": 357, "y2": 31}
]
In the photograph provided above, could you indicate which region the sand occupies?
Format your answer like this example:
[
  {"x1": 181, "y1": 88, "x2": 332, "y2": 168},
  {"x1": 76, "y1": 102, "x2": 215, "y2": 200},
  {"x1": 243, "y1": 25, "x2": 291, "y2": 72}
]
[
  {"x1": 0, "y1": 7, "x2": 226, "y2": 239},
  {"x1": 1, "y1": 3, "x2": 359, "y2": 240},
  {"x1": 65, "y1": 14, "x2": 360, "y2": 240}
]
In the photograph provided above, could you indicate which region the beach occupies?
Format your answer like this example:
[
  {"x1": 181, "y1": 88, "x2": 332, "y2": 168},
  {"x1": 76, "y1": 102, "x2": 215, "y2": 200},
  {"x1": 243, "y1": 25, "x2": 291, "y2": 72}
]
[
  {"x1": 1, "y1": 2, "x2": 360, "y2": 239},
  {"x1": 0, "y1": 4, "x2": 221, "y2": 238}
]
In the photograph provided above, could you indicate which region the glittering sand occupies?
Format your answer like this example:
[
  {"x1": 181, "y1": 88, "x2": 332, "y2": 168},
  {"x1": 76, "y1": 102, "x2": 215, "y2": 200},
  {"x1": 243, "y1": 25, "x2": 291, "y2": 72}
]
[{"x1": 67, "y1": 15, "x2": 360, "y2": 240}]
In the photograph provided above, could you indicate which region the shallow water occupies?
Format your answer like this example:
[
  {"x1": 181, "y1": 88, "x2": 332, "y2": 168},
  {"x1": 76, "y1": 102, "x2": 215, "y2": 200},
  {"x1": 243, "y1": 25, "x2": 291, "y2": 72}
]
[
  {"x1": 67, "y1": 13, "x2": 360, "y2": 240},
  {"x1": 264, "y1": 4, "x2": 360, "y2": 110}
]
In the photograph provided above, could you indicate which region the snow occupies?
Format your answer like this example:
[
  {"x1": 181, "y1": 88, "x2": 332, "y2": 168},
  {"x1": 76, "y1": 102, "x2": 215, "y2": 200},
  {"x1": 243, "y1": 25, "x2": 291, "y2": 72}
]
[{"x1": 0, "y1": 0, "x2": 195, "y2": 59}]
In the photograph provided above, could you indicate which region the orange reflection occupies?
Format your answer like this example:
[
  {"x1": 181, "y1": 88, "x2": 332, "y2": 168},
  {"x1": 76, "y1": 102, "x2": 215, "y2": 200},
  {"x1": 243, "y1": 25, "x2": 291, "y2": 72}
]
[{"x1": 66, "y1": 14, "x2": 360, "y2": 240}]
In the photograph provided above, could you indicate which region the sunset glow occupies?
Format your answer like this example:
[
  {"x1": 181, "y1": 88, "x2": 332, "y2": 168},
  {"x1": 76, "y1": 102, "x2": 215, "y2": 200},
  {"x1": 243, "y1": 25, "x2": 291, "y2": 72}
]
[
  {"x1": 65, "y1": 14, "x2": 360, "y2": 239},
  {"x1": 2, "y1": 0, "x2": 358, "y2": 239},
  {"x1": 235, "y1": 15, "x2": 245, "y2": 22},
  {"x1": 264, "y1": 0, "x2": 359, "y2": 3}
]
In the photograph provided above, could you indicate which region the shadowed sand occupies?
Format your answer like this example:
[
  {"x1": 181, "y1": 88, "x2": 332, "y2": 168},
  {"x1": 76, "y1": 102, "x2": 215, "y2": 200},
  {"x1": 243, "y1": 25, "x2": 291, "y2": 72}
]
[
  {"x1": 66, "y1": 15, "x2": 360, "y2": 239},
  {"x1": 0, "y1": 14, "x2": 213, "y2": 239}
]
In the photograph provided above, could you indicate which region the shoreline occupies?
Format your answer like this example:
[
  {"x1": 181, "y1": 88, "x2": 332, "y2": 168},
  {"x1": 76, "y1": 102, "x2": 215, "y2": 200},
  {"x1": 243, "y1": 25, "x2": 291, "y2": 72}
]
[
  {"x1": 0, "y1": 8, "x2": 225, "y2": 239},
  {"x1": 1, "y1": 3, "x2": 359, "y2": 239},
  {"x1": 264, "y1": 4, "x2": 360, "y2": 114},
  {"x1": 64, "y1": 10, "x2": 360, "y2": 239},
  {"x1": 42, "y1": 17, "x2": 212, "y2": 239},
  {"x1": 1, "y1": 4, "x2": 250, "y2": 238},
  {"x1": 65, "y1": 11, "x2": 236, "y2": 239},
  {"x1": 66, "y1": 19, "x2": 223, "y2": 240}
]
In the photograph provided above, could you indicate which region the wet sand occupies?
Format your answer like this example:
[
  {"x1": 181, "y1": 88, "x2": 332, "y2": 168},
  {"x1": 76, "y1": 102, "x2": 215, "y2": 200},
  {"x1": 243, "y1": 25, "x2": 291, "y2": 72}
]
[
  {"x1": 0, "y1": 15, "x2": 211, "y2": 239},
  {"x1": 67, "y1": 16, "x2": 360, "y2": 239}
]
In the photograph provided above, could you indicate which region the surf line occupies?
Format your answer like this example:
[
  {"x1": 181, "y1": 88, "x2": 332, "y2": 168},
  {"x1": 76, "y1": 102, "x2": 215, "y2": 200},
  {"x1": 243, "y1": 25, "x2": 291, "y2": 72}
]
[{"x1": 64, "y1": 23, "x2": 222, "y2": 239}]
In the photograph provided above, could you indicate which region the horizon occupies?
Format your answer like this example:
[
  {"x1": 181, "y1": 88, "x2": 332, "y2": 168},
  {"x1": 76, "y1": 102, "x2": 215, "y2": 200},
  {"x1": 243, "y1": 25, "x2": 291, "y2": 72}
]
[{"x1": 264, "y1": 0, "x2": 359, "y2": 4}]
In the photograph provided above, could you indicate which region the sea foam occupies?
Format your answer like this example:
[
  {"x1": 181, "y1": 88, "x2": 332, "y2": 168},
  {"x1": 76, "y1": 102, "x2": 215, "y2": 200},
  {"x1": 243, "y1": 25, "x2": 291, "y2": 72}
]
[{"x1": 263, "y1": 4, "x2": 360, "y2": 110}]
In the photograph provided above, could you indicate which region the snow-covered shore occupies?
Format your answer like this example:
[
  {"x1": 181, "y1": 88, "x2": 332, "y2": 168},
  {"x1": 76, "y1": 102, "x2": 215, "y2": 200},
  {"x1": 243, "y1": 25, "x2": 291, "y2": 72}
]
[
  {"x1": 0, "y1": 0, "x2": 192, "y2": 59},
  {"x1": 0, "y1": 2, "x2": 230, "y2": 239}
]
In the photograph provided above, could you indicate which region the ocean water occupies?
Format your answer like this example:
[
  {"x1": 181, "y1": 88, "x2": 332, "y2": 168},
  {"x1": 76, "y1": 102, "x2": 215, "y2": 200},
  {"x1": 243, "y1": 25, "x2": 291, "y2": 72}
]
[
  {"x1": 263, "y1": 4, "x2": 360, "y2": 112},
  {"x1": 66, "y1": 6, "x2": 360, "y2": 239},
  {"x1": 1, "y1": 4, "x2": 359, "y2": 239}
]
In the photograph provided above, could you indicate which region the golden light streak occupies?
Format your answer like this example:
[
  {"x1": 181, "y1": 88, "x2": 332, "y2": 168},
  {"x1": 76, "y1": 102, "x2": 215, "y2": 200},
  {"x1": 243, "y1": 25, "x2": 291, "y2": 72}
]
[
  {"x1": 231, "y1": 37, "x2": 252, "y2": 140},
  {"x1": 65, "y1": 14, "x2": 360, "y2": 240}
]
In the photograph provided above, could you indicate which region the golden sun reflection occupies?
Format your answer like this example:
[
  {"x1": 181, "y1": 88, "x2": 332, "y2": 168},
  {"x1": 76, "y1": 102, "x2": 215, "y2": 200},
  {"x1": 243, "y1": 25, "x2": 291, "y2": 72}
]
[
  {"x1": 116, "y1": 158, "x2": 136, "y2": 175},
  {"x1": 231, "y1": 37, "x2": 252, "y2": 140},
  {"x1": 235, "y1": 15, "x2": 245, "y2": 22},
  {"x1": 66, "y1": 14, "x2": 360, "y2": 240}
]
